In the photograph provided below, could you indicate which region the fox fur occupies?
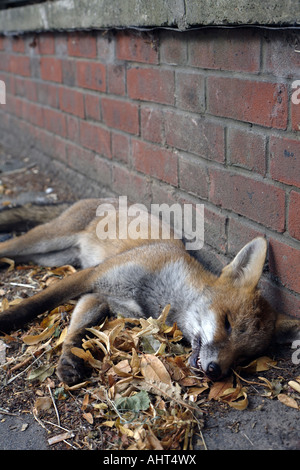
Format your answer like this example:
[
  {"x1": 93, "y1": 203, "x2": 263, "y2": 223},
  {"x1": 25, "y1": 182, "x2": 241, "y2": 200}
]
[{"x1": 0, "y1": 198, "x2": 299, "y2": 385}]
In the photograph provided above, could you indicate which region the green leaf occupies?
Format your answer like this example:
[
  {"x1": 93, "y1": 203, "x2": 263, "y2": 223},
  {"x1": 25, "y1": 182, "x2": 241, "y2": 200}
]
[
  {"x1": 26, "y1": 365, "x2": 55, "y2": 382},
  {"x1": 115, "y1": 390, "x2": 150, "y2": 412}
]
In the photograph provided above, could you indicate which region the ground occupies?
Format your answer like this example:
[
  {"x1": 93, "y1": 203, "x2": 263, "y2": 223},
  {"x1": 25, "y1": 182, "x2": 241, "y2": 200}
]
[{"x1": 0, "y1": 150, "x2": 299, "y2": 451}]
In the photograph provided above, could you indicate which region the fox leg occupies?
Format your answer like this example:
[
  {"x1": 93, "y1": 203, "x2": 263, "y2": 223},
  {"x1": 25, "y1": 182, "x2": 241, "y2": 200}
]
[
  {"x1": 57, "y1": 294, "x2": 111, "y2": 385},
  {"x1": 0, "y1": 199, "x2": 100, "y2": 265}
]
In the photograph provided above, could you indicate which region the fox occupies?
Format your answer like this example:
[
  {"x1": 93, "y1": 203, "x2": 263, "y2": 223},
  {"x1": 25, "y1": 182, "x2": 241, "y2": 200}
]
[{"x1": 0, "y1": 198, "x2": 299, "y2": 385}]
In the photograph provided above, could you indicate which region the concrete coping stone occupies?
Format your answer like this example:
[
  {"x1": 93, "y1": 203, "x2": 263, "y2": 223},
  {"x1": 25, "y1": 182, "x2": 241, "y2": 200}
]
[{"x1": 0, "y1": 0, "x2": 299, "y2": 34}]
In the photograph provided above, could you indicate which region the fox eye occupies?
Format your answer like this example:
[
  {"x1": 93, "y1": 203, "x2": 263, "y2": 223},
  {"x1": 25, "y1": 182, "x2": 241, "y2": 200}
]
[{"x1": 225, "y1": 314, "x2": 232, "y2": 333}]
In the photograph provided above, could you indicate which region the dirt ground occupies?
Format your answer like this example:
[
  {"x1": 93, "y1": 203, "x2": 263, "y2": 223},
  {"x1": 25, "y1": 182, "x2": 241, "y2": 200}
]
[{"x1": 0, "y1": 150, "x2": 299, "y2": 451}]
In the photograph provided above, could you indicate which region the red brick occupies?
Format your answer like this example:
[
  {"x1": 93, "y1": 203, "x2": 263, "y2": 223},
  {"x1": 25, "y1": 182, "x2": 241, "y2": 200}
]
[
  {"x1": 227, "y1": 217, "x2": 264, "y2": 255},
  {"x1": 189, "y1": 29, "x2": 260, "y2": 73},
  {"x1": 66, "y1": 115, "x2": 80, "y2": 143},
  {"x1": 207, "y1": 77, "x2": 288, "y2": 129},
  {"x1": 61, "y1": 60, "x2": 76, "y2": 86},
  {"x1": 164, "y1": 110, "x2": 225, "y2": 162},
  {"x1": 102, "y1": 97, "x2": 139, "y2": 135},
  {"x1": 141, "y1": 106, "x2": 164, "y2": 144},
  {"x1": 44, "y1": 108, "x2": 66, "y2": 137},
  {"x1": 291, "y1": 101, "x2": 300, "y2": 132},
  {"x1": 228, "y1": 128, "x2": 266, "y2": 175},
  {"x1": 23, "y1": 101, "x2": 44, "y2": 127},
  {"x1": 107, "y1": 64, "x2": 126, "y2": 96},
  {"x1": 59, "y1": 87, "x2": 84, "y2": 118},
  {"x1": 116, "y1": 32, "x2": 159, "y2": 64},
  {"x1": 132, "y1": 139, "x2": 178, "y2": 186},
  {"x1": 40, "y1": 57, "x2": 62, "y2": 82},
  {"x1": 34, "y1": 128, "x2": 67, "y2": 162},
  {"x1": 0, "y1": 52, "x2": 10, "y2": 72},
  {"x1": 76, "y1": 61, "x2": 106, "y2": 92},
  {"x1": 38, "y1": 34, "x2": 55, "y2": 55},
  {"x1": 97, "y1": 34, "x2": 114, "y2": 63},
  {"x1": 7, "y1": 96, "x2": 24, "y2": 117},
  {"x1": 12, "y1": 37, "x2": 25, "y2": 53},
  {"x1": 127, "y1": 67, "x2": 175, "y2": 105},
  {"x1": 203, "y1": 207, "x2": 227, "y2": 253},
  {"x1": 85, "y1": 93, "x2": 101, "y2": 121},
  {"x1": 112, "y1": 132, "x2": 130, "y2": 163},
  {"x1": 0, "y1": 37, "x2": 4, "y2": 50},
  {"x1": 10, "y1": 55, "x2": 31, "y2": 77},
  {"x1": 270, "y1": 136, "x2": 300, "y2": 188},
  {"x1": 288, "y1": 191, "x2": 300, "y2": 241},
  {"x1": 67, "y1": 143, "x2": 111, "y2": 186},
  {"x1": 55, "y1": 34, "x2": 68, "y2": 57},
  {"x1": 80, "y1": 120, "x2": 111, "y2": 158},
  {"x1": 112, "y1": 165, "x2": 151, "y2": 205},
  {"x1": 37, "y1": 82, "x2": 58, "y2": 108},
  {"x1": 261, "y1": 278, "x2": 300, "y2": 318},
  {"x1": 14, "y1": 76, "x2": 25, "y2": 96},
  {"x1": 209, "y1": 169, "x2": 286, "y2": 231},
  {"x1": 24, "y1": 80, "x2": 38, "y2": 102},
  {"x1": 178, "y1": 155, "x2": 209, "y2": 199},
  {"x1": 269, "y1": 238, "x2": 300, "y2": 293},
  {"x1": 68, "y1": 33, "x2": 97, "y2": 58},
  {"x1": 176, "y1": 71, "x2": 205, "y2": 113},
  {"x1": 160, "y1": 32, "x2": 187, "y2": 65},
  {"x1": 264, "y1": 32, "x2": 300, "y2": 78}
]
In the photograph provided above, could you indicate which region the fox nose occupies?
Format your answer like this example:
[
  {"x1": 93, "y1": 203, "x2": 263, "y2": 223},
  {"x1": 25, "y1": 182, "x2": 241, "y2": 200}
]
[{"x1": 206, "y1": 362, "x2": 222, "y2": 381}]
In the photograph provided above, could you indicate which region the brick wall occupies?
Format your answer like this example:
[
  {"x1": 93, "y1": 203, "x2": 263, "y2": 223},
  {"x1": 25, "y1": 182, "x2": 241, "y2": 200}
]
[{"x1": 0, "y1": 28, "x2": 299, "y2": 318}]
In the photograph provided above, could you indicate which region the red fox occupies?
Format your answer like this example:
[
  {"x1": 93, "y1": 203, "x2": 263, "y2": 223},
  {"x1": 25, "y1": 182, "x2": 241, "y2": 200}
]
[{"x1": 0, "y1": 198, "x2": 299, "y2": 385}]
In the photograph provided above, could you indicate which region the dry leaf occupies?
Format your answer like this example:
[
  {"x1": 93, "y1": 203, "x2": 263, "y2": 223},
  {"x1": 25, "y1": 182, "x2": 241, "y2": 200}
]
[
  {"x1": 0, "y1": 257, "x2": 15, "y2": 272},
  {"x1": 50, "y1": 265, "x2": 77, "y2": 276},
  {"x1": 278, "y1": 394, "x2": 299, "y2": 409},
  {"x1": 34, "y1": 396, "x2": 52, "y2": 413},
  {"x1": 140, "y1": 354, "x2": 172, "y2": 386},
  {"x1": 83, "y1": 412, "x2": 94, "y2": 424},
  {"x1": 71, "y1": 347, "x2": 103, "y2": 369},
  {"x1": 23, "y1": 323, "x2": 58, "y2": 345},
  {"x1": 208, "y1": 378, "x2": 233, "y2": 401},
  {"x1": 240, "y1": 356, "x2": 277, "y2": 374},
  {"x1": 288, "y1": 381, "x2": 300, "y2": 394}
]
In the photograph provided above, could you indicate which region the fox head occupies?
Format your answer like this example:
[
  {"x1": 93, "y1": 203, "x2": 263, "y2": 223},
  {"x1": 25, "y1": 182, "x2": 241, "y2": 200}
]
[{"x1": 189, "y1": 237, "x2": 300, "y2": 381}]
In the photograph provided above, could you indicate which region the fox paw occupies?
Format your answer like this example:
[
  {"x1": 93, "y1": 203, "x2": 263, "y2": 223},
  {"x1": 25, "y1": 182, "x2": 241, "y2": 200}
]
[{"x1": 57, "y1": 350, "x2": 91, "y2": 386}]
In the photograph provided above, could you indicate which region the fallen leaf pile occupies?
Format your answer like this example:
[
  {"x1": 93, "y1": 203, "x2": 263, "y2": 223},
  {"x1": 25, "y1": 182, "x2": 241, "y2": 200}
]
[{"x1": 0, "y1": 263, "x2": 299, "y2": 450}]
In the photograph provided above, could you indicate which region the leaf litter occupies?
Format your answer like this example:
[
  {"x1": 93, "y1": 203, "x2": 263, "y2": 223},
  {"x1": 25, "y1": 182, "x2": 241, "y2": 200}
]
[{"x1": 0, "y1": 262, "x2": 299, "y2": 450}]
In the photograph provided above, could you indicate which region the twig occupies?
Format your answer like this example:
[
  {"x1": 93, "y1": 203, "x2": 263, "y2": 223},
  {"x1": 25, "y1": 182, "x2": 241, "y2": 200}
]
[
  {"x1": 48, "y1": 384, "x2": 60, "y2": 427},
  {"x1": 198, "y1": 429, "x2": 207, "y2": 450},
  {"x1": 9, "y1": 282, "x2": 37, "y2": 289},
  {"x1": 5, "y1": 349, "x2": 48, "y2": 385},
  {"x1": 32, "y1": 408, "x2": 50, "y2": 432},
  {"x1": 0, "y1": 407, "x2": 22, "y2": 417}
]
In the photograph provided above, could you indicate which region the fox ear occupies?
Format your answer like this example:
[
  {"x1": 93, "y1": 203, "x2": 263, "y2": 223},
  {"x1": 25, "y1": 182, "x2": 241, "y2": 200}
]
[
  {"x1": 273, "y1": 313, "x2": 300, "y2": 344},
  {"x1": 220, "y1": 237, "x2": 267, "y2": 289}
]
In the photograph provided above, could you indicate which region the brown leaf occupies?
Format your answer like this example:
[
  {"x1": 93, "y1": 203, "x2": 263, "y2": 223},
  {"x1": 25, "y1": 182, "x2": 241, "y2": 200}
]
[
  {"x1": 208, "y1": 378, "x2": 233, "y2": 400},
  {"x1": 0, "y1": 257, "x2": 15, "y2": 272},
  {"x1": 34, "y1": 396, "x2": 52, "y2": 413},
  {"x1": 278, "y1": 393, "x2": 299, "y2": 409},
  {"x1": 83, "y1": 412, "x2": 94, "y2": 424},
  {"x1": 140, "y1": 354, "x2": 172, "y2": 386},
  {"x1": 23, "y1": 323, "x2": 57, "y2": 345},
  {"x1": 288, "y1": 380, "x2": 300, "y2": 394}
]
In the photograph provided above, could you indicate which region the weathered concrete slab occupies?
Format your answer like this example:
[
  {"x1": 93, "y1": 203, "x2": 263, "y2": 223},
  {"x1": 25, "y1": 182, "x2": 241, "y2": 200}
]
[{"x1": 0, "y1": 0, "x2": 299, "y2": 34}]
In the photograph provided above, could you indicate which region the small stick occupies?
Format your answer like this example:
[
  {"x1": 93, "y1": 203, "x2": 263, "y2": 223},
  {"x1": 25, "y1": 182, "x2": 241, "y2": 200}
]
[{"x1": 48, "y1": 384, "x2": 60, "y2": 427}]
